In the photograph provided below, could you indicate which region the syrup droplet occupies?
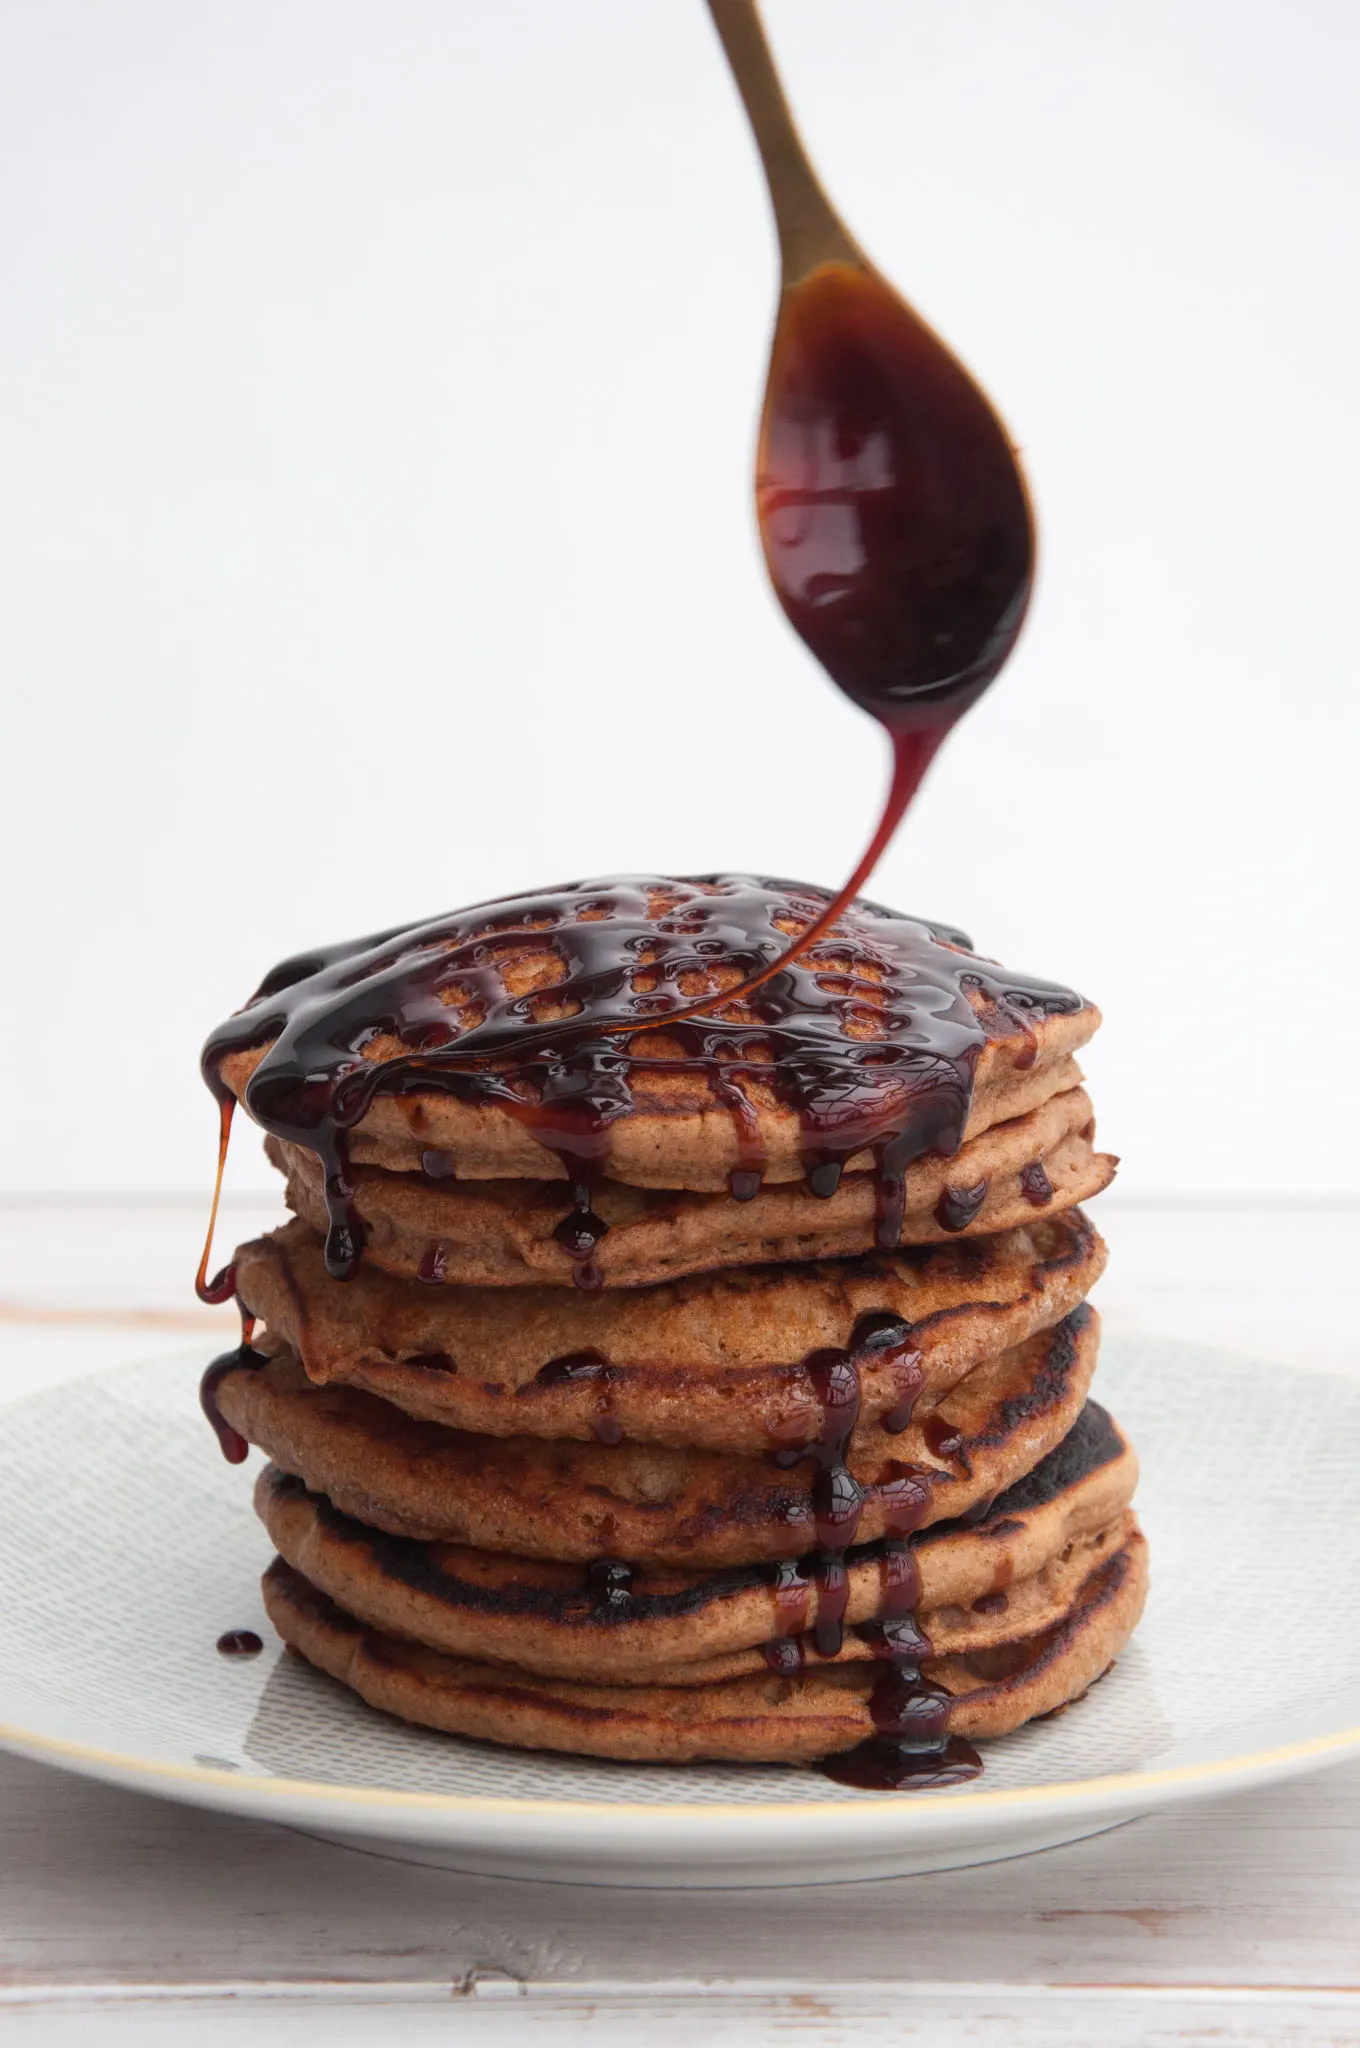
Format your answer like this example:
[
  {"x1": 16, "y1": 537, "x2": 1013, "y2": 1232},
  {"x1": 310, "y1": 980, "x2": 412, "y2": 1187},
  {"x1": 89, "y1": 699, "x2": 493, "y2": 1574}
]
[
  {"x1": 935, "y1": 1180, "x2": 989, "y2": 1233},
  {"x1": 199, "y1": 1336, "x2": 264, "y2": 1465}
]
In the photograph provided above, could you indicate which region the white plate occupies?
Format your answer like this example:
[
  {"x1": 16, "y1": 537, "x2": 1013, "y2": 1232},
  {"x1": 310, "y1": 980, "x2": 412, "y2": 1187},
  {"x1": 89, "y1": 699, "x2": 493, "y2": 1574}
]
[{"x1": 1, "y1": 1335, "x2": 1357, "y2": 1887}]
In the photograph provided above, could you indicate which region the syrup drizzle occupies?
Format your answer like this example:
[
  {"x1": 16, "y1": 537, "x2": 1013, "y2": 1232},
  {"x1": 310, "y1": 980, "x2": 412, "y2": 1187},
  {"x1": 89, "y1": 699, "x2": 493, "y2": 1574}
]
[
  {"x1": 934, "y1": 1180, "x2": 989, "y2": 1233},
  {"x1": 537, "y1": 248, "x2": 1036, "y2": 1040},
  {"x1": 195, "y1": 1096, "x2": 238, "y2": 1307},
  {"x1": 199, "y1": 878, "x2": 1083, "y2": 1286},
  {"x1": 922, "y1": 1412, "x2": 972, "y2": 1472},
  {"x1": 199, "y1": 1324, "x2": 263, "y2": 1465},
  {"x1": 416, "y1": 1242, "x2": 447, "y2": 1285},
  {"x1": 760, "y1": 1312, "x2": 981, "y2": 1787},
  {"x1": 194, "y1": 226, "x2": 1059, "y2": 1299},
  {"x1": 194, "y1": 58, "x2": 1050, "y2": 1797},
  {"x1": 535, "y1": 1349, "x2": 609, "y2": 1387},
  {"x1": 550, "y1": 1174, "x2": 608, "y2": 1290},
  {"x1": 585, "y1": 1560, "x2": 635, "y2": 1612}
]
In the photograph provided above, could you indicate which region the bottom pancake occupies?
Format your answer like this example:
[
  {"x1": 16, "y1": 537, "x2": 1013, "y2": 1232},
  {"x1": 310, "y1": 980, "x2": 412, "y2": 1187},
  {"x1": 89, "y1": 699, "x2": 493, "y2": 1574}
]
[{"x1": 262, "y1": 1529, "x2": 1148, "y2": 1766}]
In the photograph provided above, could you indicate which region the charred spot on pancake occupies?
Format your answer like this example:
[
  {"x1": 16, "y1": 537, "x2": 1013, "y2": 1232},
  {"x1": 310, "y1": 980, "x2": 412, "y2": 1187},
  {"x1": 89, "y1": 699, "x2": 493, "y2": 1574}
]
[
  {"x1": 955, "y1": 1307, "x2": 1092, "y2": 1456},
  {"x1": 916, "y1": 1402, "x2": 1122, "y2": 1551}
]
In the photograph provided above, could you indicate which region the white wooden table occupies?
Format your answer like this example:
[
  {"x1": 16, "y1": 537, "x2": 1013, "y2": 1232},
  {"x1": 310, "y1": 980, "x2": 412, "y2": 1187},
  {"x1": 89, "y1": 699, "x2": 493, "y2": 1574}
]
[{"x1": 2, "y1": 1196, "x2": 1358, "y2": 2046}]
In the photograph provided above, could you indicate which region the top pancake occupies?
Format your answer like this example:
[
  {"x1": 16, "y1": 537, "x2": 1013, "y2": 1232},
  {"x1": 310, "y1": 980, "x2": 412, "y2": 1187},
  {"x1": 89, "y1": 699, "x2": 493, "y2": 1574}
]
[{"x1": 206, "y1": 876, "x2": 1099, "y2": 1195}]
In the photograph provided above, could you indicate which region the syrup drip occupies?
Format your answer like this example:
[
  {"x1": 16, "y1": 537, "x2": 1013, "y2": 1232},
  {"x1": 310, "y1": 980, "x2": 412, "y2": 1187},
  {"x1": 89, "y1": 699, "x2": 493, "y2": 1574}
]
[
  {"x1": 881, "y1": 1342, "x2": 926, "y2": 1435},
  {"x1": 822, "y1": 1528, "x2": 980, "y2": 1792},
  {"x1": 872, "y1": 1150, "x2": 907, "y2": 1253},
  {"x1": 585, "y1": 1560, "x2": 634, "y2": 1612},
  {"x1": 934, "y1": 1180, "x2": 988, "y2": 1233},
  {"x1": 529, "y1": 1349, "x2": 620, "y2": 1438},
  {"x1": 200, "y1": 1326, "x2": 263, "y2": 1465},
  {"x1": 535, "y1": 1349, "x2": 609, "y2": 1388},
  {"x1": 788, "y1": 1319, "x2": 932, "y2": 1693},
  {"x1": 772, "y1": 1557, "x2": 813, "y2": 1640},
  {"x1": 923, "y1": 1413, "x2": 971, "y2": 1471},
  {"x1": 551, "y1": 1175, "x2": 607, "y2": 1290},
  {"x1": 713, "y1": 1063, "x2": 768, "y2": 1198},
  {"x1": 856, "y1": 1613, "x2": 932, "y2": 1663},
  {"x1": 195, "y1": 1097, "x2": 237, "y2": 1306},
  {"x1": 416, "y1": 1242, "x2": 447, "y2": 1285},
  {"x1": 199, "y1": 878, "x2": 1083, "y2": 1287},
  {"x1": 768, "y1": 1316, "x2": 984, "y2": 1790},
  {"x1": 761, "y1": 1636, "x2": 807, "y2": 1675}
]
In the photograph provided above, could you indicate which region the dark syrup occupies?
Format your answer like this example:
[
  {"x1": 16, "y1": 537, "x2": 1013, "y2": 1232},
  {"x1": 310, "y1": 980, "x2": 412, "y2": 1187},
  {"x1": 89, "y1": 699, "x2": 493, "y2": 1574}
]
[
  {"x1": 199, "y1": 1326, "x2": 264, "y2": 1465},
  {"x1": 759, "y1": 261, "x2": 1032, "y2": 750},
  {"x1": 551, "y1": 1175, "x2": 608, "y2": 1290},
  {"x1": 196, "y1": 247, "x2": 1055, "y2": 1301},
  {"x1": 564, "y1": 255, "x2": 1038, "y2": 1042},
  {"x1": 922, "y1": 1413, "x2": 970, "y2": 1468},
  {"x1": 762, "y1": 1317, "x2": 981, "y2": 1788},
  {"x1": 195, "y1": 174, "x2": 1040, "y2": 1805},
  {"x1": 416, "y1": 1242, "x2": 447, "y2": 1284},
  {"x1": 585, "y1": 1560, "x2": 634, "y2": 1612},
  {"x1": 934, "y1": 1180, "x2": 988, "y2": 1233},
  {"x1": 199, "y1": 881, "x2": 1083, "y2": 1292},
  {"x1": 535, "y1": 1349, "x2": 609, "y2": 1387}
]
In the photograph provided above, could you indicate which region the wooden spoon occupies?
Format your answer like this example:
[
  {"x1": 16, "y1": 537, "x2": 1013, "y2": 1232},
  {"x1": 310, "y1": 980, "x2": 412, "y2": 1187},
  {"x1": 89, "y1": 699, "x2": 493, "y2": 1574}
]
[{"x1": 705, "y1": 0, "x2": 868, "y2": 284}]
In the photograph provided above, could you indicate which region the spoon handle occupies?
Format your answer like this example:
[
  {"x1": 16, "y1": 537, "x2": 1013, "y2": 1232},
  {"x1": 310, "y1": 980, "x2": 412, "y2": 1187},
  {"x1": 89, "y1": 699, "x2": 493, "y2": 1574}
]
[{"x1": 706, "y1": 0, "x2": 864, "y2": 282}]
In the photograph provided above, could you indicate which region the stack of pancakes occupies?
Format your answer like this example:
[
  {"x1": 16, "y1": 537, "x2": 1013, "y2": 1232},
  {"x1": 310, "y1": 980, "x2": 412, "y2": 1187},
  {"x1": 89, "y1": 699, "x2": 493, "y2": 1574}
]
[{"x1": 202, "y1": 877, "x2": 1146, "y2": 1785}]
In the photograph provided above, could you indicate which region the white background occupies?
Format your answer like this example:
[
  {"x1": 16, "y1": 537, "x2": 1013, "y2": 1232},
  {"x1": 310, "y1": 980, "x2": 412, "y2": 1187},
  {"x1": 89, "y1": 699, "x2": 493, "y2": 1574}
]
[{"x1": 2, "y1": 0, "x2": 1356, "y2": 1197}]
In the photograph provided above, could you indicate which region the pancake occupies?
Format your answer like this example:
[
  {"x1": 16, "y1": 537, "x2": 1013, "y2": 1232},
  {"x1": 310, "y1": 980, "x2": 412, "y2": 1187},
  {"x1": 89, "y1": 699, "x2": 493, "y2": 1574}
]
[
  {"x1": 252, "y1": 1402, "x2": 1137, "y2": 1681},
  {"x1": 216, "y1": 1306, "x2": 1101, "y2": 1566},
  {"x1": 232, "y1": 1208, "x2": 1105, "y2": 1454},
  {"x1": 267, "y1": 1085, "x2": 1114, "y2": 1288},
  {"x1": 206, "y1": 878, "x2": 1100, "y2": 1206},
  {"x1": 262, "y1": 1528, "x2": 1148, "y2": 1763}
]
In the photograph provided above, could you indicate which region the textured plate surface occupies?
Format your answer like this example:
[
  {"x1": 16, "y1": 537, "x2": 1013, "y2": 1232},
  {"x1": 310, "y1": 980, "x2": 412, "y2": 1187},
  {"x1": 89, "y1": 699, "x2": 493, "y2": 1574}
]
[{"x1": 1, "y1": 1336, "x2": 1357, "y2": 1885}]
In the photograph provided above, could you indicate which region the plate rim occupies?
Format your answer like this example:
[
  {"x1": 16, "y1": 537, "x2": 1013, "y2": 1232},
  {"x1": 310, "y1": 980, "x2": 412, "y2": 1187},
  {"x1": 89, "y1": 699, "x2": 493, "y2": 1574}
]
[
  {"x1": 3, "y1": 1713, "x2": 1360, "y2": 1826},
  {"x1": 4, "y1": 1340, "x2": 1360, "y2": 1829}
]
